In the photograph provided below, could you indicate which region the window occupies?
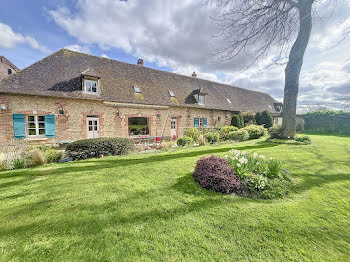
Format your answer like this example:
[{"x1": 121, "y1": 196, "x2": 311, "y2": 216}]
[
  {"x1": 27, "y1": 115, "x2": 45, "y2": 136},
  {"x1": 133, "y1": 86, "x2": 141, "y2": 93},
  {"x1": 8, "y1": 69, "x2": 12, "y2": 75},
  {"x1": 128, "y1": 117, "x2": 149, "y2": 136},
  {"x1": 194, "y1": 117, "x2": 207, "y2": 128},
  {"x1": 226, "y1": 98, "x2": 231, "y2": 104},
  {"x1": 169, "y1": 90, "x2": 175, "y2": 97},
  {"x1": 84, "y1": 79, "x2": 99, "y2": 94},
  {"x1": 198, "y1": 95, "x2": 205, "y2": 105}
]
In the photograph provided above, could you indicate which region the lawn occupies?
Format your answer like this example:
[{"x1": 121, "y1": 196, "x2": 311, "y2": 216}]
[{"x1": 0, "y1": 135, "x2": 350, "y2": 261}]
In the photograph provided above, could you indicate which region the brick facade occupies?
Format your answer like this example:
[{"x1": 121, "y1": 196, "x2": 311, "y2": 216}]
[{"x1": 0, "y1": 94, "x2": 232, "y2": 144}]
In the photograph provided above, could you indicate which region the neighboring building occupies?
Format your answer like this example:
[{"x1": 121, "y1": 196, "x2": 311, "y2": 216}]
[
  {"x1": 0, "y1": 49, "x2": 282, "y2": 145},
  {"x1": 0, "y1": 56, "x2": 20, "y2": 81}
]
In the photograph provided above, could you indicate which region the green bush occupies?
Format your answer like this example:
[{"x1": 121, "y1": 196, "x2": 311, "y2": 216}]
[
  {"x1": 12, "y1": 158, "x2": 26, "y2": 169},
  {"x1": 177, "y1": 136, "x2": 194, "y2": 147},
  {"x1": 44, "y1": 148, "x2": 63, "y2": 163},
  {"x1": 204, "y1": 132, "x2": 219, "y2": 144},
  {"x1": 231, "y1": 115, "x2": 241, "y2": 128},
  {"x1": 219, "y1": 126, "x2": 238, "y2": 140},
  {"x1": 242, "y1": 112, "x2": 256, "y2": 126},
  {"x1": 66, "y1": 137, "x2": 135, "y2": 160},
  {"x1": 269, "y1": 125, "x2": 284, "y2": 139},
  {"x1": 243, "y1": 125, "x2": 266, "y2": 139},
  {"x1": 228, "y1": 130, "x2": 250, "y2": 141},
  {"x1": 255, "y1": 112, "x2": 262, "y2": 125},
  {"x1": 184, "y1": 128, "x2": 201, "y2": 142},
  {"x1": 261, "y1": 110, "x2": 273, "y2": 128}
]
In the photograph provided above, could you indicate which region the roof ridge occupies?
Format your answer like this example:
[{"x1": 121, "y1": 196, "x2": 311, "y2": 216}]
[{"x1": 59, "y1": 48, "x2": 273, "y2": 98}]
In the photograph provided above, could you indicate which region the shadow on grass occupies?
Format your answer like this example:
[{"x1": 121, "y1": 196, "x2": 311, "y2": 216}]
[{"x1": 0, "y1": 142, "x2": 278, "y2": 183}]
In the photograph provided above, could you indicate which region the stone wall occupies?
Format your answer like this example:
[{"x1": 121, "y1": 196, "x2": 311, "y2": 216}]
[{"x1": 0, "y1": 94, "x2": 232, "y2": 144}]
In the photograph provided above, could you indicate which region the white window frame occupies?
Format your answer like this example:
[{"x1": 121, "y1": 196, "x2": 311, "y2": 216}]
[
  {"x1": 27, "y1": 115, "x2": 46, "y2": 137},
  {"x1": 84, "y1": 79, "x2": 99, "y2": 94},
  {"x1": 198, "y1": 95, "x2": 205, "y2": 105}
]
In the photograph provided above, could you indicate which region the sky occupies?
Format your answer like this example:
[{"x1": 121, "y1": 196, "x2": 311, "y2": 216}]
[{"x1": 0, "y1": 0, "x2": 349, "y2": 112}]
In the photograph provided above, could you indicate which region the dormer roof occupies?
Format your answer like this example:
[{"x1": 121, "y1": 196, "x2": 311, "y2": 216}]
[{"x1": 81, "y1": 67, "x2": 101, "y2": 78}]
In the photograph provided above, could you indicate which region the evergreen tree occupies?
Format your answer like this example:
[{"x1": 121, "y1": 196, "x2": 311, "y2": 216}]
[
  {"x1": 231, "y1": 115, "x2": 241, "y2": 128},
  {"x1": 261, "y1": 110, "x2": 273, "y2": 128},
  {"x1": 255, "y1": 112, "x2": 261, "y2": 125}
]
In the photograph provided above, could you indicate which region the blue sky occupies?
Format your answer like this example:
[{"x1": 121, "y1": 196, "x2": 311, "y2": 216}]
[{"x1": 1, "y1": 0, "x2": 349, "y2": 112}]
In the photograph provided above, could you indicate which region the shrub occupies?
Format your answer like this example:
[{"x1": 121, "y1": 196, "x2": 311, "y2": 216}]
[
  {"x1": 162, "y1": 141, "x2": 177, "y2": 148},
  {"x1": 261, "y1": 110, "x2": 273, "y2": 128},
  {"x1": 44, "y1": 148, "x2": 63, "y2": 163},
  {"x1": 243, "y1": 125, "x2": 266, "y2": 139},
  {"x1": 12, "y1": 158, "x2": 26, "y2": 169},
  {"x1": 24, "y1": 149, "x2": 46, "y2": 167},
  {"x1": 268, "y1": 125, "x2": 284, "y2": 139},
  {"x1": 218, "y1": 126, "x2": 238, "y2": 140},
  {"x1": 176, "y1": 136, "x2": 193, "y2": 147},
  {"x1": 193, "y1": 155, "x2": 240, "y2": 194},
  {"x1": 228, "y1": 130, "x2": 250, "y2": 141},
  {"x1": 204, "y1": 132, "x2": 219, "y2": 144},
  {"x1": 66, "y1": 137, "x2": 135, "y2": 160},
  {"x1": 184, "y1": 128, "x2": 201, "y2": 142},
  {"x1": 231, "y1": 115, "x2": 241, "y2": 128},
  {"x1": 255, "y1": 112, "x2": 262, "y2": 125}
]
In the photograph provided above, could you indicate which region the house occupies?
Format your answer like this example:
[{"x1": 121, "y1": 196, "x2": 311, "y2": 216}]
[
  {"x1": 0, "y1": 49, "x2": 282, "y2": 145},
  {"x1": 0, "y1": 56, "x2": 20, "y2": 81}
]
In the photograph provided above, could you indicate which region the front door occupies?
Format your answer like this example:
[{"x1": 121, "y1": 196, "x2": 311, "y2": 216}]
[
  {"x1": 87, "y1": 116, "x2": 100, "y2": 138},
  {"x1": 171, "y1": 117, "x2": 177, "y2": 137}
]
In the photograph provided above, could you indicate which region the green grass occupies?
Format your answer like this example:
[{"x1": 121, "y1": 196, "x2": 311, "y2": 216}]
[{"x1": 1, "y1": 135, "x2": 350, "y2": 261}]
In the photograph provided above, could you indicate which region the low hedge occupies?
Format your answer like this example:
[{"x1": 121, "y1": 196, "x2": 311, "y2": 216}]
[
  {"x1": 204, "y1": 132, "x2": 220, "y2": 144},
  {"x1": 66, "y1": 137, "x2": 135, "y2": 160}
]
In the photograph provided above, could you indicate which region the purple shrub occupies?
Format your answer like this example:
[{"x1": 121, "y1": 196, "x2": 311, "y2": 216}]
[{"x1": 193, "y1": 155, "x2": 240, "y2": 194}]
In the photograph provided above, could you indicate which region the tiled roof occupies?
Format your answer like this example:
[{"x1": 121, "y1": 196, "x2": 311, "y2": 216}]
[{"x1": 0, "y1": 49, "x2": 279, "y2": 113}]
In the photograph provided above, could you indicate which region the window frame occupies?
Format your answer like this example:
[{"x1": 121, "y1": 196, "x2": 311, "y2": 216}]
[
  {"x1": 198, "y1": 95, "x2": 205, "y2": 105},
  {"x1": 83, "y1": 79, "x2": 100, "y2": 94},
  {"x1": 27, "y1": 115, "x2": 46, "y2": 138}
]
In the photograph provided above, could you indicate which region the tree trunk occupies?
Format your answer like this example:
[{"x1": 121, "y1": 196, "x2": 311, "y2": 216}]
[{"x1": 281, "y1": 1, "x2": 313, "y2": 138}]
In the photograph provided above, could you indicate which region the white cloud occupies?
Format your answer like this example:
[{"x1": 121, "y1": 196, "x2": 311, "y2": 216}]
[
  {"x1": 0, "y1": 22, "x2": 50, "y2": 53},
  {"x1": 64, "y1": 44, "x2": 90, "y2": 53},
  {"x1": 48, "y1": 0, "x2": 350, "y2": 110},
  {"x1": 101, "y1": 54, "x2": 109, "y2": 58}
]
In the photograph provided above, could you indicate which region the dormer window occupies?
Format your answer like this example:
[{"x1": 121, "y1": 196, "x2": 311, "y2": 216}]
[
  {"x1": 169, "y1": 90, "x2": 175, "y2": 97},
  {"x1": 84, "y1": 79, "x2": 99, "y2": 94},
  {"x1": 198, "y1": 95, "x2": 205, "y2": 105},
  {"x1": 8, "y1": 69, "x2": 12, "y2": 75},
  {"x1": 81, "y1": 67, "x2": 101, "y2": 95},
  {"x1": 134, "y1": 86, "x2": 141, "y2": 93}
]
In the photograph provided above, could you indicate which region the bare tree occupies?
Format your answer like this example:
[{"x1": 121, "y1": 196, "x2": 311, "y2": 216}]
[{"x1": 211, "y1": 0, "x2": 344, "y2": 138}]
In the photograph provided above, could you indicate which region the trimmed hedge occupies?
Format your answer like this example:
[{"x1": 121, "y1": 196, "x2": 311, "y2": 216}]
[
  {"x1": 66, "y1": 137, "x2": 135, "y2": 160},
  {"x1": 261, "y1": 110, "x2": 273, "y2": 128},
  {"x1": 303, "y1": 111, "x2": 350, "y2": 134},
  {"x1": 193, "y1": 155, "x2": 240, "y2": 194}
]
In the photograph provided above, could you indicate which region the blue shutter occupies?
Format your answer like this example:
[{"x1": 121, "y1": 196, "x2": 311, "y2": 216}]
[
  {"x1": 13, "y1": 114, "x2": 26, "y2": 139},
  {"x1": 45, "y1": 115, "x2": 56, "y2": 138},
  {"x1": 194, "y1": 118, "x2": 199, "y2": 127},
  {"x1": 204, "y1": 118, "x2": 208, "y2": 128}
]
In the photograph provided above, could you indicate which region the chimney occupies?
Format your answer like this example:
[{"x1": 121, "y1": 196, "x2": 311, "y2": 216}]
[
  {"x1": 137, "y1": 59, "x2": 144, "y2": 67},
  {"x1": 192, "y1": 71, "x2": 197, "y2": 77}
]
